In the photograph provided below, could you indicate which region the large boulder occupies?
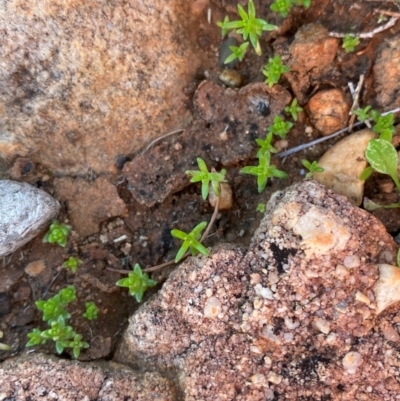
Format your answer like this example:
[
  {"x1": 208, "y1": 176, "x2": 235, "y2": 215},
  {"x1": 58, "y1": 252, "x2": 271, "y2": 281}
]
[
  {"x1": 116, "y1": 180, "x2": 400, "y2": 400},
  {"x1": 0, "y1": 0, "x2": 200, "y2": 175}
]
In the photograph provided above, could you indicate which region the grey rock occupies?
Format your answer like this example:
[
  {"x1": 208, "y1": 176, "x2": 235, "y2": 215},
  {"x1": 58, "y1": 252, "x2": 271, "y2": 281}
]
[
  {"x1": 116, "y1": 181, "x2": 400, "y2": 400},
  {"x1": 0, "y1": 180, "x2": 60, "y2": 256}
]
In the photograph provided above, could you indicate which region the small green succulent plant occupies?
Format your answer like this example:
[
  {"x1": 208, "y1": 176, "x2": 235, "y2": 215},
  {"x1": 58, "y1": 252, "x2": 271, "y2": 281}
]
[
  {"x1": 285, "y1": 98, "x2": 303, "y2": 121},
  {"x1": 342, "y1": 34, "x2": 360, "y2": 53},
  {"x1": 62, "y1": 256, "x2": 82, "y2": 273},
  {"x1": 116, "y1": 264, "x2": 157, "y2": 302},
  {"x1": 83, "y1": 301, "x2": 99, "y2": 320},
  {"x1": 270, "y1": 0, "x2": 311, "y2": 17},
  {"x1": 262, "y1": 56, "x2": 290, "y2": 87},
  {"x1": 43, "y1": 220, "x2": 71, "y2": 247},
  {"x1": 26, "y1": 285, "x2": 89, "y2": 358}
]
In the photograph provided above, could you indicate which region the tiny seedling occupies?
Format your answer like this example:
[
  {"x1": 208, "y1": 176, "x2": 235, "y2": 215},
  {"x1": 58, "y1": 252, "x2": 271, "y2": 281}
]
[
  {"x1": 256, "y1": 131, "x2": 277, "y2": 157},
  {"x1": 224, "y1": 42, "x2": 249, "y2": 64},
  {"x1": 64, "y1": 334, "x2": 89, "y2": 359},
  {"x1": 186, "y1": 158, "x2": 227, "y2": 200},
  {"x1": 26, "y1": 328, "x2": 46, "y2": 347},
  {"x1": 262, "y1": 56, "x2": 290, "y2": 87},
  {"x1": 171, "y1": 222, "x2": 209, "y2": 263},
  {"x1": 301, "y1": 159, "x2": 324, "y2": 179},
  {"x1": 397, "y1": 249, "x2": 400, "y2": 268},
  {"x1": 62, "y1": 256, "x2": 82, "y2": 273},
  {"x1": 270, "y1": 0, "x2": 292, "y2": 17},
  {"x1": 365, "y1": 139, "x2": 400, "y2": 191},
  {"x1": 40, "y1": 315, "x2": 75, "y2": 354},
  {"x1": 285, "y1": 98, "x2": 303, "y2": 121},
  {"x1": 256, "y1": 203, "x2": 266, "y2": 213},
  {"x1": 83, "y1": 301, "x2": 99, "y2": 320},
  {"x1": 217, "y1": 16, "x2": 230, "y2": 37},
  {"x1": 342, "y1": 34, "x2": 360, "y2": 53},
  {"x1": 241, "y1": 151, "x2": 288, "y2": 193},
  {"x1": 353, "y1": 106, "x2": 372, "y2": 123},
  {"x1": 268, "y1": 115, "x2": 293, "y2": 139},
  {"x1": 370, "y1": 111, "x2": 395, "y2": 141},
  {"x1": 43, "y1": 220, "x2": 71, "y2": 247},
  {"x1": 116, "y1": 263, "x2": 157, "y2": 302},
  {"x1": 217, "y1": 0, "x2": 277, "y2": 55}
]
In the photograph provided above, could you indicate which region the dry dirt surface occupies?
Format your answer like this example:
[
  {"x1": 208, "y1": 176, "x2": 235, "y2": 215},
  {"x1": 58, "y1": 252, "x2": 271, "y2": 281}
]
[{"x1": 1, "y1": 0, "x2": 400, "y2": 397}]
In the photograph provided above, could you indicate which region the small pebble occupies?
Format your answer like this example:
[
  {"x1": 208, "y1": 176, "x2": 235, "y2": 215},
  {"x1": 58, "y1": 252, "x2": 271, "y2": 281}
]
[
  {"x1": 25, "y1": 260, "x2": 46, "y2": 277},
  {"x1": 209, "y1": 182, "x2": 233, "y2": 210},
  {"x1": 274, "y1": 139, "x2": 288, "y2": 152},
  {"x1": 219, "y1": 69, "x2": 242, "y2": 88}
]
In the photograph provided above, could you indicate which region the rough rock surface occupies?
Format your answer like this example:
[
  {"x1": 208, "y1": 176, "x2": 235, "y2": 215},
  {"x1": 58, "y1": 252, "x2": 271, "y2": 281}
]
[
  {"x1": 53, "y1": 176, "x2": 127, "y2": 237},
  {"x1": 117, "y1": 181, "x2": 400, "y2": 400},
  {"x1": 0, "y1": 0, "x2": 200, "y2": 175},
  {"x1": 0, "y1": 353, "x2": 176, "y2": 401},
  {"x1": 0, "y1": 180, "x2": 60, "y2": 256},
  {"x1": 123, "y1": 81, "x2": 291, "y2": 207},
  {"x1": 284, "y1": 24, "x2": 339, "y2": 104},
  {"x1": 373, "y1": 35, "x2": 400, "y2": 110},
  {"x1": 307, "y1": 89, "x2": 350, "y2": 135}
]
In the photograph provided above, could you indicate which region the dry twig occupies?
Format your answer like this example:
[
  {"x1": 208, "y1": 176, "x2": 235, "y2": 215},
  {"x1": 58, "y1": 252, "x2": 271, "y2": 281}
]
[
  {"x1": 278, "y1": 106, "x2": 400, "y2": 158},
  {"x1": 348, "y1": 74, "x2": 366, "y2": 132},
  {"x1": 329, "y1": 16, "x2": 398, "y2": 38}
]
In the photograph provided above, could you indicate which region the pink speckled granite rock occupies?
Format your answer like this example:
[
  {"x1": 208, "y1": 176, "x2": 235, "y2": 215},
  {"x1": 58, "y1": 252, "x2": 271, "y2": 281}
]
[
  {"x1": 0, "y1": 0, "x2": 200, "y2": 175},
  {"x1": 117, "y1": 180, "x2": 400, "y2": 401}
]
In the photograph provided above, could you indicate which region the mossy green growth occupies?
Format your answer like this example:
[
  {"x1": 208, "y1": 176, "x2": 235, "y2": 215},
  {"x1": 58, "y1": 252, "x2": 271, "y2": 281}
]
[
  {"x1": 43, "y1": 219, "x2": 71, "y2": 247},
  {"x1": 116, "y1": 264, "x2": 157, "y2": 302}
]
